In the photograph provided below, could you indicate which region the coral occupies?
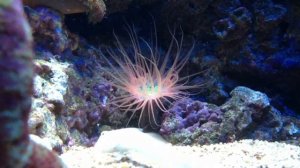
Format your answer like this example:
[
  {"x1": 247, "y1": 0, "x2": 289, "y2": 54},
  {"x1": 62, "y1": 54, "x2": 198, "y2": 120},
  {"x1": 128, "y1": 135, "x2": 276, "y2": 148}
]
[
  {"x1": 160, "y1": 98, "x2": 223, "y2": 144},
  {"x1": 21, "y1": 0, "x2": 300, "y2": 148},
  {"x1": 160, "y1": 86, "x2": 300, "y2": 145},
  {"x1": 24, "y1": 7, "x2": 118, "y2": 147},
  {"x1": 29, "y1": 49, "x2": 114, "y2": 147},
  {"x1": 18, "y1": 0, "x2": 300, "y2": 152},
  {"x1": 89, "y1": 82, "x2": 112, "y2": 124},
  {"x1": 63, "y1": 62, "x2": 113, "y2": 130}
]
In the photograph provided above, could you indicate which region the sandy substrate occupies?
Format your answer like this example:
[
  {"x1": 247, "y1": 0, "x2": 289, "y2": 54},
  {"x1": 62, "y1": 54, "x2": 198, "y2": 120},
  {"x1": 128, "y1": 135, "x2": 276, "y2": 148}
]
[{"x1": 60, "y1": 128, "x2": 300, "y2": 168}]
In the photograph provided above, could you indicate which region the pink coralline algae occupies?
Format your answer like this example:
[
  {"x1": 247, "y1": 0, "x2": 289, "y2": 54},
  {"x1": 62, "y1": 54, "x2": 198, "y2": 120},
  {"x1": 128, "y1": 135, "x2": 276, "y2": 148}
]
[{"x1": 0, "y1": 0, "x2": 64, "y2": 167}]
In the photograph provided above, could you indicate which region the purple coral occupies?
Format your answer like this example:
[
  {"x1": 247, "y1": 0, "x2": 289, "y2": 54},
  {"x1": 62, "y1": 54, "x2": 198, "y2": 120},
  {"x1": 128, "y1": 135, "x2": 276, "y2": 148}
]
[
  {"x1": 91, "y1": 82, "x2": 112, "y2": 109},
  {"x1": 87, "y1": 82, "x2": 112, "y2": 124},
  {"x1": 64, "y1": 81, "x2": 112, "y2": 132},
  {"x1": 160, "y1": 98, "x2": 223, "y2": 136}
]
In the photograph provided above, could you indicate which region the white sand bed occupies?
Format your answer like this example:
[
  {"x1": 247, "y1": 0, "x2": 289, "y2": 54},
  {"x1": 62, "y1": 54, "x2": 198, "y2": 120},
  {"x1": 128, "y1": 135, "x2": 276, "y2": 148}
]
[{"x1": 60, "y1": 128, "x2": 300, "y2": 168}]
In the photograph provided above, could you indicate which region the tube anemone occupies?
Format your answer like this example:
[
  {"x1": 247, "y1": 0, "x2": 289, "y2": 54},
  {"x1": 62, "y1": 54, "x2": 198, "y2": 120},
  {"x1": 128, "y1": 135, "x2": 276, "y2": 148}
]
[{"x1": 103, "y1": 28, "x2": 201, "y2": 128}]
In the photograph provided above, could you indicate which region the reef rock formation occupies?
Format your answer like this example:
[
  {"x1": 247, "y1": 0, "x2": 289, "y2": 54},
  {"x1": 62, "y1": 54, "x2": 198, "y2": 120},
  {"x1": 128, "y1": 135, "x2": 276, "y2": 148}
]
[
  {"x1": 21, "y1": 0, "x2": 300, "y2": 151},
  {"x1": 160, "y1": 98, "x2": 223, "y2": 144},
  {"x1": 24, "y1": 6, "x2": 123, "y2": 148},
  {"x1": 0, "y1": 0, "x2": 64, "y2": 167},
  {"x1": 25, "y1": 7, "x2": 79, "y2": 54},
  {"x1": 24, "y1": 0, "x2": 106, "y2": 23},
  {"x1": 160, "y1": 86, "x2": 300, "y2": 145}
]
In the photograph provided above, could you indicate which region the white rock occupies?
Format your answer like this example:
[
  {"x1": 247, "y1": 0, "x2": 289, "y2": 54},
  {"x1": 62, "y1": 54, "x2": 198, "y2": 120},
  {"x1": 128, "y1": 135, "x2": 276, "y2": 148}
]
[{"x1": 95, "y1": 128, "x2": 200, "y2": 168}]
